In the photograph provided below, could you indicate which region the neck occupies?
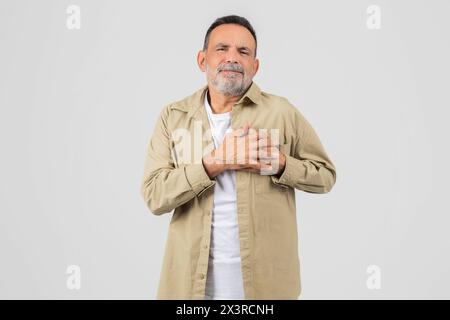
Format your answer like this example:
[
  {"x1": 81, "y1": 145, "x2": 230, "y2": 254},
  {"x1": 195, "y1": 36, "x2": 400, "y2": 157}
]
[{"x1": 207, "y1": 85, "x2": 243, "y2": 114}]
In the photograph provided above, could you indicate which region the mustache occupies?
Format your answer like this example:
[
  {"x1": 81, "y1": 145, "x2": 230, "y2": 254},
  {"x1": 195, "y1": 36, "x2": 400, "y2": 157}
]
[{"x1": 217, "y1": 64, "x2": 244, "y2": 74}]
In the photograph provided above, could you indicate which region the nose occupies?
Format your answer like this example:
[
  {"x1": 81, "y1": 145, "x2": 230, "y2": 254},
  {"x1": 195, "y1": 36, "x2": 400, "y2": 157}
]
[{"x1": 225, "y1": 47, "x2": 240, "y2": 64}]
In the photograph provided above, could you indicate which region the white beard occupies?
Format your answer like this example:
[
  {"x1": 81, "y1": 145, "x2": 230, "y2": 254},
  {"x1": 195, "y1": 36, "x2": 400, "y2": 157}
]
[{"x1": 206, "y1": 64, "x2": 251, "y2": 96}]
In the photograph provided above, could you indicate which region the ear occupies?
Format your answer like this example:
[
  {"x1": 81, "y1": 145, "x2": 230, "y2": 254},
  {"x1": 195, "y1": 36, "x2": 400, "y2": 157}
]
[
  {"x1": 197, "y1": 50, "x2": 206, "y2": 72},
  {"x1": 252, "y1": 58, "x2": 260, "y2": 77}
]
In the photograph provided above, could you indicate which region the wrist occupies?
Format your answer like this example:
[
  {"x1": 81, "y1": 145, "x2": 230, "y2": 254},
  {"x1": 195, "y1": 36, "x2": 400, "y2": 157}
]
[
  {"x1": 276, "y1": 154, "x2": 287, "y2": 176},
  {"x1": 202, "y1": 153, "x2": 226, "y2": 178}
]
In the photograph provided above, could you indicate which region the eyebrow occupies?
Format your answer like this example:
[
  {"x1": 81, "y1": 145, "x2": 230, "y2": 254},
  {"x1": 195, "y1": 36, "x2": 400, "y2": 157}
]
[{"x1": 214, "y1": 43, "x2": 252, "y2": 53}]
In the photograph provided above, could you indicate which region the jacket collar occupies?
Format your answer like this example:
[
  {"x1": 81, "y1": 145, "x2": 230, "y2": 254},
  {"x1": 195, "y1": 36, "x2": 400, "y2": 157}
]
[{"x1": 170, "y1": 81, "x2": 262, "y2": 119}]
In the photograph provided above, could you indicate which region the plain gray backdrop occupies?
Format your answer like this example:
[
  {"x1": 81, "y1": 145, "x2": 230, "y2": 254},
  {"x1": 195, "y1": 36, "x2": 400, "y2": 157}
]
[{"x1": 1, "y1": 0, "x2": 449, "y2": 299}]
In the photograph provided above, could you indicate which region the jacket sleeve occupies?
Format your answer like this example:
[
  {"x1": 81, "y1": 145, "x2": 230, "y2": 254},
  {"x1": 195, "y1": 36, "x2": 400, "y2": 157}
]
[
  {"x1": 140, "y1": 105, "x2": 216, "y2": 215},
  {"x1": 271, "y1": 107, "x2": 337, "y2": 194}
]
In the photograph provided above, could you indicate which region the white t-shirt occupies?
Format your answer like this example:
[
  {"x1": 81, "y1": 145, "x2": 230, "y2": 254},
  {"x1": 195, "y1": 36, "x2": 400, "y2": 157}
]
[{"x1": 203, "y1": 91, "x2": 245, "y2": 300}]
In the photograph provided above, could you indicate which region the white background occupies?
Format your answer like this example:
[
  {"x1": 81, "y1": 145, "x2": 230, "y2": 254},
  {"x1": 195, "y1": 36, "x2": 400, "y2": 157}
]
[{"x1": 0, "y1": 0, "x2": 449, "y2": 299}]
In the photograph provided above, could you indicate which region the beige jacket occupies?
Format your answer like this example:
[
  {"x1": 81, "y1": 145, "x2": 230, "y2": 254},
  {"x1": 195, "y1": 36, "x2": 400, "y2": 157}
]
[{"x1": 140, "y1": 81, "x2": 337, "y2": 299}]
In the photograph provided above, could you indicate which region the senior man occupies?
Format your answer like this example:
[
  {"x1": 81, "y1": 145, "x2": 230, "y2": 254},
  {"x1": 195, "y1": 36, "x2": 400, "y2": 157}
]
[{"x1": 140, "y1": 15, "x2": 337, "y2": 300}]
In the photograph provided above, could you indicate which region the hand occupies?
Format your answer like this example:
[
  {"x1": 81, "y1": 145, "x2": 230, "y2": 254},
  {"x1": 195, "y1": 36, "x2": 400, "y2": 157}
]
[
  {"x1": 202, "y1": 121, "x2": 257, "y2": 178},
  {"x1": 237, "y1": 129, "x2": 286, "y2": 176},
  {"x1": 202, "y1": 122, "x2": 286, "y2": 177}
]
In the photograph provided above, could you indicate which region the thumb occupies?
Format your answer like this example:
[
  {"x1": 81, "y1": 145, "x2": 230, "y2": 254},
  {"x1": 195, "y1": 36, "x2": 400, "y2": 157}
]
[
  {"x1": 242, "y1": 121, "x2": 251, "y2": 135},
  {"x1": 234, "y1": 121, "x2": 251, "y2": 137},
  {"x1": 259, "y1": 162, "x2": 274, "y2": 175}
]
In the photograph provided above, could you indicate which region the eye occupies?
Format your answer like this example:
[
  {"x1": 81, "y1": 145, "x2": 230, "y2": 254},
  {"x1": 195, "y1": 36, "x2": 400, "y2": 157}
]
[{"x1": 217, "y1": 47, "x2": 225, "y2": 51}]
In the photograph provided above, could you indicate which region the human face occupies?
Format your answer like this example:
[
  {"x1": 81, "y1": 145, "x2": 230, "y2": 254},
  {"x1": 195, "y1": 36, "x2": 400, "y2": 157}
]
[{"x1": 198, "y1": 24, "x2": 259, "y2": 96}]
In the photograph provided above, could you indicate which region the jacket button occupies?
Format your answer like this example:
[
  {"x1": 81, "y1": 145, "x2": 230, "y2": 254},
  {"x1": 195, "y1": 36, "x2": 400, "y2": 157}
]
[
  {"x1": 204, "y1": 244, "x2": 208, "y2": 249},
  {"x1": 200, "y1": 273, "x2": 205, "y2": 280}
]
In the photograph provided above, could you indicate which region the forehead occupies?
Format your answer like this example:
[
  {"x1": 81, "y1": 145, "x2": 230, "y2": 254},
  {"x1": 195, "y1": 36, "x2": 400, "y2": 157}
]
[{"x1": 208, "y1": 23, "x2": 256, "y2": 50}]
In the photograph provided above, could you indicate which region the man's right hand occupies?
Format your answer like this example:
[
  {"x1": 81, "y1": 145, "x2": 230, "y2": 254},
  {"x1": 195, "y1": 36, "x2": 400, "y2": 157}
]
[{"x1": 202, "y1": 122, "x2": 274, "y2": 179}]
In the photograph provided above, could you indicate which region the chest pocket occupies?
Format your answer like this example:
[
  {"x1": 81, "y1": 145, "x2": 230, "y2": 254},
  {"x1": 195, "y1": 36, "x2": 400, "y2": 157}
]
[{"x1": 255, "y1": 143, "x2": 291, "y2": 194}]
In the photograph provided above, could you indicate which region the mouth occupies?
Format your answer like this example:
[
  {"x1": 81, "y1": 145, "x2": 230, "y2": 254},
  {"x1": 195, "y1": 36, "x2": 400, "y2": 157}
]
[{"x1": 219, "y1": 70, "x2": 243, "y2": 75}]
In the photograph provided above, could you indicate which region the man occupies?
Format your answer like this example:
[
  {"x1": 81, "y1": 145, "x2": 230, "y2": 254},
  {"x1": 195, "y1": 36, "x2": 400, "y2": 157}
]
[{"x1": 140, "y1": 15, "x2": 337, "y2": 300}]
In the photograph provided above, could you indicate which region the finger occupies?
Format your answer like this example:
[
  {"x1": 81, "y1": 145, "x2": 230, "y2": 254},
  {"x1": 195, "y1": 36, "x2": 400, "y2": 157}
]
[
  {"x1": 235, "y1": 161, "x2": 273, "y2": 174},
  {"x1": 255, "y1": 129, "x2": 269, "y2": 141},
  {"x1": 247, "y1": 129, "x2": 262, "y2": 149},
  {"x1": 259, "y1": 136, "x2": 281, "y2": 149},
  {"x1": 258, "y1": 145, "x2": 274, "y2": 159},
  {"x1": 237, "y1": 167, "x2": 260, "y2": 174},
  {"x1": 233, "y1": 127, "x2": 246, "y2": 137},
  {"x1": 247, "y1": 126, "x2": 258, "y2": 136},
  {"x1": 245, "y1": 161, "x2": 270, "y2": 175},
  {"x1": 234, "y1": 122, "x2": 252, "y2": 137},
  {"x1": 259, "y1": 165, "x2": 275, "y2": 175},
  {"x1": 258, "y1": 145, "x2": 281, "y2": 159},
  {"x1": 242, "y1": 122, "x2": 251, "y2": 135},
  {"x1": 256, "y1": 138, "x2": 272, "y2": 149}
]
